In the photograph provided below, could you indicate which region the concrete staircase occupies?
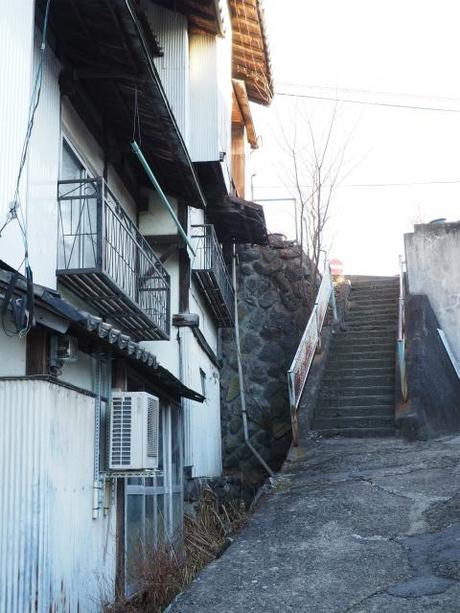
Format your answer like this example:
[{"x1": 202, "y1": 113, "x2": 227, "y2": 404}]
[{"x1": 312, "y1": 276, "x2": 399, "y2": 437}]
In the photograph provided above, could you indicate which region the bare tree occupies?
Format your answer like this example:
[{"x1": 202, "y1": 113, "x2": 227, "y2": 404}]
[{"x1": 276, "y1": 102, "x2": 351, "y2": 293}]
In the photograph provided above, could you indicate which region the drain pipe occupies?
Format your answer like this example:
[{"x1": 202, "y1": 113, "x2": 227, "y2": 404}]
[{"x1": 232, "y1": 244, "x2": 274, "y2": 478}]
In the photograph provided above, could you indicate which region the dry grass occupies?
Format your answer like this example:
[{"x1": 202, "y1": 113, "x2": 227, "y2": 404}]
[{"x1": 105, "y1": 485, "x2": 249, "y2": 613}]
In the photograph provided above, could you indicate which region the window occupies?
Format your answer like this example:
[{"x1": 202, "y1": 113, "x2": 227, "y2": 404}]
[
  {"x1": 125, "y1": 402, "x2": 183, "y2": 594},
  {"x1": 58, "y1": 140, "x2": 96, "y2": 271},
  {"x1": 199, "y1": 368, "x2": 207, "y2": 399}
]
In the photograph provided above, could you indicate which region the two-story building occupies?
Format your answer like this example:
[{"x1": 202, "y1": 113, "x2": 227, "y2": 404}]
[{"x1": 0, "y1": 0, "x2": 272, "y2": 609}]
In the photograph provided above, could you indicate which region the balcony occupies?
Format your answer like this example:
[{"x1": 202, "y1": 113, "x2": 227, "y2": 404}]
[
  {"x1": 191, "y1": 224, "x2": 234, "y2": 327},
  {"x1": 57, "y1": 178, "x2": 170, "y2": 340}
]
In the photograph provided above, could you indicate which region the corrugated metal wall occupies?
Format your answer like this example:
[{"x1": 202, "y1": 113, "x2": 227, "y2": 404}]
[
  {"x1": 0, "y1": 379, "x2": 116, "y2": 613},
  {"x1": 143, "y1": 2, "x2": 190, "y2": 147},
  {"x1": 189, "y1": 32, "x2": 219, "y2": 162},
  {"x1": 0, "y1": 1, "x2": 35, "y2": 272},
  {"x1": 217, "y1": 31, "x2": 233, "y2": 188},
  {"x1": 189, "y1": 31, "x2": 233, "y2": 174}
]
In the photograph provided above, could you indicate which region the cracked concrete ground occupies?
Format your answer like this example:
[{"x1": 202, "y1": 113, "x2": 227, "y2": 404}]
[{"x1": 169, "y1": 435, "x2": 460, "y2": 612}]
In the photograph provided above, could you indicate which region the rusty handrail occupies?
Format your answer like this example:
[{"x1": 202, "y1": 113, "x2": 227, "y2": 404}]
[{"x1": 287, "y1": 261, "x2": 338, "y2": 446}]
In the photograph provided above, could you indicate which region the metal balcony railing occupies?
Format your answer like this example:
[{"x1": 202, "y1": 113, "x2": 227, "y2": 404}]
[
  {"x1": 57, "y1": 178, "x2": 170, "y2": 340},
  {"x1": 191, "y1": 224, "x2": 234, "y2": 327}
]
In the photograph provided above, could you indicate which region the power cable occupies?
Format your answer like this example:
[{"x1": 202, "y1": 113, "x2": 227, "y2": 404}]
[
  {"x1": 253, "y1": 179, "x2": 460, "y2": 189},
  {"x1": 275, "y1": 91, "x2": 460, "y2": 114},
  {"x1": 276, "y1": 82, "x2": 460, "y2": 104},
  {"x1": 0, "y1": 0, "x2": 52, "y2": 337}
]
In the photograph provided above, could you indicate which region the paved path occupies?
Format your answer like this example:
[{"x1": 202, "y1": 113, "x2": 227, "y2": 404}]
[{"x1": 170, "y1": 435, "x2": 460, "y2": 612}]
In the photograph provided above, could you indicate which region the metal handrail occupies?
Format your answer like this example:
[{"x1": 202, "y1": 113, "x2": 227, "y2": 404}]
[
  {"x1": 287, "y1": 261, "x2": 338, "y2": 446},
  {"x1": 397, "y1": 255, "x2": 408, "y2": 401},
  {"x1": 437, "y1": 328, "x2": 460, "y2": 380},
  {"x1": 190, "y1": 224, "x2": 234, "y2": 322}
]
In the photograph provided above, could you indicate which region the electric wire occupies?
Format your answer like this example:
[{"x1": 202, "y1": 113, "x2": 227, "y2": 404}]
[
  {"x1": 275, "y1": 90, "x2": 460, "y2": 113},
  {"x1": 0, "y1": 0, "x2": 52, "y2": 338},
  {"x1": 253, "y1": 179, "x2": 460, "y2": 190},
  {"x1": 276, "y1": 82, "x2": 460, "y2": 104}
]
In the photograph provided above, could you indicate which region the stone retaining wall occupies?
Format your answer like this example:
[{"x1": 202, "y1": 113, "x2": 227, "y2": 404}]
[{"x1": 220, "y1": 236, "x2": 313, "y2": 473}]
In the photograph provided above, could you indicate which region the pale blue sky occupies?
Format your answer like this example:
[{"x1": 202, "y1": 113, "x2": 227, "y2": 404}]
[{"x1": 251, "y1": 0, "x2": 460, "y2": 274}]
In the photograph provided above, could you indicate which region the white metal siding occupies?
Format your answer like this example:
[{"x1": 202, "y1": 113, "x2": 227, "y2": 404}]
[
  {"x1": 143, "y1": 2, "x2": 190, "y2": 146},
  {"x1": 0, "y1": 333, "x2": 27, "y2": 376},
  {"x1": 26, "y1": 34, "x2": 61, "y2": 289},
  {"x1": 189, "y1": 33, "x2": 219, "y2": 162},
  {"x1": 179, "y1": 328, "x2": 222, "y2": 477},
  {"x1": 0, "y1": 379, "x2": 116, "y2": 613},
  {"x1": 217, "y1": 31, "x2": 233, "y2": 188},
  {"x1": 0, "y1": 1, "x2": 35, "y2": 271}
]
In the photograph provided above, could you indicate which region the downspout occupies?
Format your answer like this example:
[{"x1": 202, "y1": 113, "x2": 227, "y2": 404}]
[
  {"x1": 130, "y1": 141, "x2": 196, "y2": 256},
  {"x1": 232, "y1": 244, "x2": 274, "y2": 477}
]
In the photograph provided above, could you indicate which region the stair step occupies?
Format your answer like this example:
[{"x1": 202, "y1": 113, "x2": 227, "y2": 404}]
[
  {"x1": 344, "y1": 323, "x2": 397, "y2": 331},
  {"x1": 350, "y1": 282, "x2": 399, "y2": 289},
  {"x1": 346, "y1": 313, "x2": 398, "y2": 322},
  {"x1": 333, "y1": 336, "x2": 396, "y2": 347},
  {"x1": 351, "y1": 283, "x2": 398, "y2": 290},
  {"x1": 336, "y1": 328, "x2": 396, "y2": 337},
  {"x1": 318, "y1": 391, "x2": 394, "y2": 404},
  {"x1": 324, "y1": 366, "x2": 395, "y2": 378},
  {"x1": 327, "y1": 357, "x2": 395, "y2": 368},
  {"x1": 322, "y1": 374, "x2": 395, "y2": 388},
  {"x1": 348, "y1": 302, "x2": 398, "y2": 309},
  {"x1": 347, "y1": 313, "x2": 397, "y2": 322},
  {"x1": 350, "y1": 292, "x2": 399, "y2": 302},
  {"x1": 320, "y1": 385, "x2": 394, "y2": 398},
  {"x1": 313, "y1": 427, "x2": 395, "y2": 438},
  {"x1": 316, "y1": 406, "x2": 394, "y2": 418},
  {"x1": 313, "y1": 415, "x2": 394, "y2": 429},
  {"x1": 348, "y1": 275, "x2": 399, "y2": 285},
  {"x1": 333, "y1": 338, "x2": 395, "y2": 347},
  {"x1": 349, "y1": 295, "x2": 399, "y2": 303}
]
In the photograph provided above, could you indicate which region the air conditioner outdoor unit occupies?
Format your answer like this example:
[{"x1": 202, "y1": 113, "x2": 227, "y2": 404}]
[{"x1": 109, "y1": 391, "x2": 160, "y2": 472}]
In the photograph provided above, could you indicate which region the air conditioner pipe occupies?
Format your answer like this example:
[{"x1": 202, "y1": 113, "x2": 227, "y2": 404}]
[{"x1": 232, "y1": 244, "x2": 274, "y2": 478}]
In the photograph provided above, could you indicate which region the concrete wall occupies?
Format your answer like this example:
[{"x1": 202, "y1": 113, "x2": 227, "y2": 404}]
[
  {"x1": 405, "y1": 222, "x2": 460, "y2": 361},
  {"x1": 397, "y1": 294, "x2": 460, "y2": 439}
]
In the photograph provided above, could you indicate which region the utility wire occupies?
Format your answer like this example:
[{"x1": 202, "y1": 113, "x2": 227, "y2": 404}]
[
  {"x1": 253, "y1": 179, "x2": 460, "y2": 189},
  {"x1": 276, "y1": 82, "x2": 460, "y2": 104},
  {"x1": 0, "y1": 0, "x2": 52, "y2": 338},
  {"x1": 275, "y1": 91, "x2": 460, "y2": 114}
]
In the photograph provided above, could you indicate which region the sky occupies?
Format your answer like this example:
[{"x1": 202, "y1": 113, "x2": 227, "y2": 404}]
[{"x1": 250, "y1": 0, "x2": 460, "y2": 275}]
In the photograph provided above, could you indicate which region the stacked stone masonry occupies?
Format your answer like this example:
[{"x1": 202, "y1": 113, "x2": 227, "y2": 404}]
[{"x1": 220, "y1": 236, "x2": 313, "y2": 473}]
